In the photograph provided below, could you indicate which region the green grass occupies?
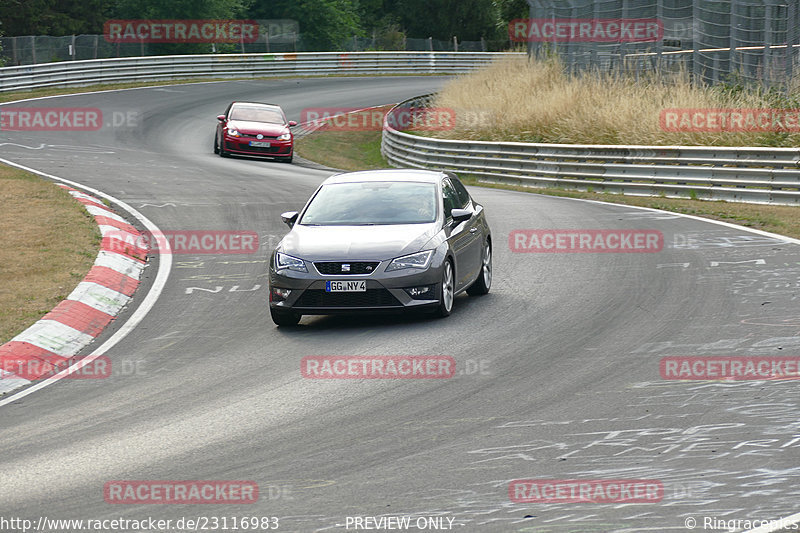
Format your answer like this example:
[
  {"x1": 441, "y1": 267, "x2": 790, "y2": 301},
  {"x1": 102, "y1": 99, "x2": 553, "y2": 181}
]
[
  {"x1": 0, "y1": 165, "x2": 100, "y2": 343},
  {"x1": 295, "y1": 130, "x2": 388, "y2": 171},
  {"x1": 0, "y1": 73, "x2": 448, "y2": 104}
]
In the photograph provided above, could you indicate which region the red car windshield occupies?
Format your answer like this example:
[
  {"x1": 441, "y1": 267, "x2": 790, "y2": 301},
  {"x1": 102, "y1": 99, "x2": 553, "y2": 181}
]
[{"x1": 229, "y1": 106, "x2": 284, "y2": 124}]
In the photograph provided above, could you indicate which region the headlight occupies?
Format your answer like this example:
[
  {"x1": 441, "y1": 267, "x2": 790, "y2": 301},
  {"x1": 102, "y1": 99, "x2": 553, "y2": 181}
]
[
  {"x1": 227, "y1": 128, "x2": 241, "y2": 137},
  {"x1": 385, "y1": 250, "x2": 434, "y2": 272},
  {"x1": 275, "y1": 252, "x2": 307, "y2": 272},
  {"x1": 277, "y1": 132, "x2": 291, "y2": 141}
]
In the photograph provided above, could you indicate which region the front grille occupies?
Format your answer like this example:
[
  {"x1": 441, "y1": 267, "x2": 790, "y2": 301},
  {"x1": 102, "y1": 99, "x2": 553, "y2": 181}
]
[
  {"x1": 294, "y1": 289, "x2": 400, "y2": 308},
  {"x1": 227, "y1": 142, "x2": 288, "y2": 154},
  {"x1": 241, "y1": 133, "x2": 278, "y2": 139},
  {"x1": 314, "y1": 261, "x2": 380, "y2": 275}
]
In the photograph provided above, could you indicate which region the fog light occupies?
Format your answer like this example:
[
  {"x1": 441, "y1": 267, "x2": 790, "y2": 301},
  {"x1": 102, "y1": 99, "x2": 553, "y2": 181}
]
[
  {"x1": 271, "y1": 287, "x2": 292, "y2": 301},
  {"x1": 404, "y1": 285, "x2": 434, "y2": 299}
]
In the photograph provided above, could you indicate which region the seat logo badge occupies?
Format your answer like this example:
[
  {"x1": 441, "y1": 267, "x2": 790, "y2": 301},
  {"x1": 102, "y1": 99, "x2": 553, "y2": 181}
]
[
  {"x1": 342, "y1": 264, "x2": 350, "y2": 272},
  {"x1": 256, "y1": 134, "x2": 263, "y2": 139},
  {"x1": 365, "y1": 265, "x2": 373, "y2": 272}
]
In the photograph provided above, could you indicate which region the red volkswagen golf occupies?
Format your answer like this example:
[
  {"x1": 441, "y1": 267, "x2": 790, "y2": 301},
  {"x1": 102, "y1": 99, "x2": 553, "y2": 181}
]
[{"x1": 214, "y1": 101, "x2": 297, "y2": 163}]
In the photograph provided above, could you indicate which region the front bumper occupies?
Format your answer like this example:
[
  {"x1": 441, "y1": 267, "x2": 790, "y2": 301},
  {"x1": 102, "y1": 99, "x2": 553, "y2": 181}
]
[
  {"x1": 224, "y1": 137, "x2": 293, "y2": 157},
  {"x1": 269, "y1": 260, "x2": 442, "y2": 315}
]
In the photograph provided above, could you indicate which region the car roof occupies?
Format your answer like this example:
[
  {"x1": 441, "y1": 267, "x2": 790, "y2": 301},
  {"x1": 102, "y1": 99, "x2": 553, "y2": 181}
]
[
  {"x1": 323, "y1": 169, "x2": 447, "y2": 185},
  {"x1": 231, "y1": 101, "x2": 283, "y2": 110}
]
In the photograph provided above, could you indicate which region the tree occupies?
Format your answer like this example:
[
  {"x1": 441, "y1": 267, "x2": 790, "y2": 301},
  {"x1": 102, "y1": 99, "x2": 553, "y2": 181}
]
[
  {"x1": 391, "y1": 0, "x2": 499, "y2": 41},
  {"x1": 111, "y1": 0, "x2": 253, "y2": 54},
  {"x1": 494, "y1": 0, "x2": 529, "y2": 43},
  {"x1": 0, "y1": 0, "x2": 115, "y2": 35},
  {"x1": 112, "y1": 0, "x2": 252, "y2": 19},
  {"x1": 248, "y1": 0, "x2": 362, "y2": 51}
]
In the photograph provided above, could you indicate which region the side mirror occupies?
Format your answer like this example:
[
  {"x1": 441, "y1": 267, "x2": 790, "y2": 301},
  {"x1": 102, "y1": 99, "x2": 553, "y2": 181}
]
[
  {"x1": 216, "y1": 114, "x2": 226, "y2": 122},
  {"x1": 450, "y1": 207, "x2": 473, "y2": 225},
  {"x1": 281, "y1": 211, "x2": 299, "y2": 228},
  {"x1": 288, "y1": 120, "x2": 298, "y2": 127}
]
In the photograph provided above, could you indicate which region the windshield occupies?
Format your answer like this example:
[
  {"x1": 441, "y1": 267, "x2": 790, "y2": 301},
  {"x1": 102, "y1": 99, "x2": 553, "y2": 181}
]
[
  {"x1": 299, "y1": 181, "x2": 438, "y2": 225},
  {"x1": 229, "y1": 106, "x2": 284, "y2": 124}
]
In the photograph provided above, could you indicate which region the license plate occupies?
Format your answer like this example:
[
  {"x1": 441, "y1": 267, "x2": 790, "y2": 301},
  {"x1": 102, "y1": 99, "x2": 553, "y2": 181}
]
[
  {"x1": 249, "y1": 141, "x2": 271, "y2": 147},
  {"x1": 326, "y1": 280, "x2": 366, "y2": 292}
]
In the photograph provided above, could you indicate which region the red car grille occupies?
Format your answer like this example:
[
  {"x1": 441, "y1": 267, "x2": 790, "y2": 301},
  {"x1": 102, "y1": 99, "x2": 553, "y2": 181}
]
[{"x1": 226, "y1": 142, "x2": 290, "y2": 154}]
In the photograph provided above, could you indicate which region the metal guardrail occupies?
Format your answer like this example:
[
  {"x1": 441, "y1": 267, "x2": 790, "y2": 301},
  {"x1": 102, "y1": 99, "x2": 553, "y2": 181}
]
[
  {"x1": 382, "y1": 95, "x2": 800, "y2": 206},
  {"x1": 0, "y1": 51, "x2": 519, "y2": 93}
]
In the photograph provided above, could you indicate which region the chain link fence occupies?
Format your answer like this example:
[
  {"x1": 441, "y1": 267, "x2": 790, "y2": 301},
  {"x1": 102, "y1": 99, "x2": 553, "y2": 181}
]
[
  {"x1": 525, "y1": 0, "x2": 800, "y2": 88},
  {"x1": 0, "y1": 33, "x2": 511, "y2": 67}
]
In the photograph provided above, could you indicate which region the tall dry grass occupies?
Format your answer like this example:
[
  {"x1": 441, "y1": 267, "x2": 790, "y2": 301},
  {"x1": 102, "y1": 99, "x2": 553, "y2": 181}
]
[{"x1": 430, "y1": 55, "x2": 800, "y2": 146}]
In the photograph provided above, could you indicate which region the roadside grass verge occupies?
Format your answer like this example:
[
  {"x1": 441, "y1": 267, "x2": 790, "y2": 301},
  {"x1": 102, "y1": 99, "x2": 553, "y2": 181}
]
[
  {"x1": 294, "y1": 125, "x2": 800, "y2": 240},
  {"x1": 0, "y1": 79, "x2": 225, "y2": 104},
  {"x1": 294, "y1": 106, "x2": 394, "y2": 171},
  {"x1": 0, "y1": 165, "x2": 100, "y2": 343},
  {"x1": 431, "y1": 55, "x2": 800, "y2": 147},
  {"x1": 295, "y1": 130, "x2": 386, "y2": 171},
  {"x1": 0, "y1": 72, "x2": 448, "y2": 105}
]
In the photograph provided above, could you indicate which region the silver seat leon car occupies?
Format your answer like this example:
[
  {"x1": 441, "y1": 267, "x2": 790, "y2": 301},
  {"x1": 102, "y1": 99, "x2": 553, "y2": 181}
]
[{"x1": 268, "y1": 169, "x2": 492, "y2": 326}]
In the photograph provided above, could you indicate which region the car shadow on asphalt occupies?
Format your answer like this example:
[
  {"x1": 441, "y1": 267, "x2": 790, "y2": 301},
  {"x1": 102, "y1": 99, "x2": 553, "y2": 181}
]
[{"x1": 273, "y1": 293, "x2": 490, "y2": 332}]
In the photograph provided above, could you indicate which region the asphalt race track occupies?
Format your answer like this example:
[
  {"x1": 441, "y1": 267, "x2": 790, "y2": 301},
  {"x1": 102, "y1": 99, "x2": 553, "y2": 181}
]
[{"x1": 1, "y1": 76, "x2": 799, "y2": 533}]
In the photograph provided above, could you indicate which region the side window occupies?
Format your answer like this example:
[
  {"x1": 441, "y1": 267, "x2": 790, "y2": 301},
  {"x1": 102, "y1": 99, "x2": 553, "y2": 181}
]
[
  {"x1": 442, "y1": 179, "x2": 459, "y2": 218},
  {"x1": 450, "y1": 177, "x2": 471, "y2": 208}
]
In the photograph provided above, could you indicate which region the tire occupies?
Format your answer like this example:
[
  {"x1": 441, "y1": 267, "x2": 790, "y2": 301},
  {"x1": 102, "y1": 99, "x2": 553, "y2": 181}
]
[
  {"x1": 270, "y1": 307, "x2": 301, "y2": 326},
  {"x1": 467, "y1": 239, "x2": 492, "y2": 296},
  {"x1": 435, "y1": 259, "x2": 455, "y2": 318},
  {"x1": 282, "y1": 155, "x2": 293, "y2": 163},
  {"x1": 219, "y1": 139, "x2": 229, "y2": 157},
  {"x1": 213, "y1": 134, "x2": 220, "y2": 154}
]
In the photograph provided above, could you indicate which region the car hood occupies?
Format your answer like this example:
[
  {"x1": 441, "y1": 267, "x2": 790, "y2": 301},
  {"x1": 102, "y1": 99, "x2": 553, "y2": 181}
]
[
  {"x1": 281, "y1": 223, "x2": 439, "y2": 262},
  {"x1": 228, "y1": 120, "x2": 288, "y2": 136}
]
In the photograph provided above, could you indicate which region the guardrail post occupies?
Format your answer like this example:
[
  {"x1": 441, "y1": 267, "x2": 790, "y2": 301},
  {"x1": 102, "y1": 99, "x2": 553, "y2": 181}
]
[
  {"x1": 787, "y1": 1, "x2": 797, "y2": 88},
  {"x1": 692, "y1": 0, "x2": 700, "y2": 84},
  {"x1": 729, "y1": 0, "x2": 737, "y2": 80},
  {"x1": 763, "y1": 0, "x2": 773, "y2": 88},
  {"x1": 655, "y1": 0, "x2": 663, "y2": 72}
]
